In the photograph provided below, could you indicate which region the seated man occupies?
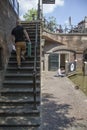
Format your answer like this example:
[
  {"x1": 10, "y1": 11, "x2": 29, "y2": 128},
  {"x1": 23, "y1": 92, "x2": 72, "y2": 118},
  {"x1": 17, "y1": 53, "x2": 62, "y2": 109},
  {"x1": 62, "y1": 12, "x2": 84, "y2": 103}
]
[{"x1": 57, "y1": 67, "x2": 65, "y2": 77}]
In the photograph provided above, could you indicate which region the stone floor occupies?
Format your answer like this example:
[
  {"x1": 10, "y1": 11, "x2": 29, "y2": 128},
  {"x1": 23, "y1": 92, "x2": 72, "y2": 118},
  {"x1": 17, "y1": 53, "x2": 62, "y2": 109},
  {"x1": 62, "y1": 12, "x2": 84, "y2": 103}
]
[{"x1": 41, "y1": 72, "x2": 87, "y2": 130}]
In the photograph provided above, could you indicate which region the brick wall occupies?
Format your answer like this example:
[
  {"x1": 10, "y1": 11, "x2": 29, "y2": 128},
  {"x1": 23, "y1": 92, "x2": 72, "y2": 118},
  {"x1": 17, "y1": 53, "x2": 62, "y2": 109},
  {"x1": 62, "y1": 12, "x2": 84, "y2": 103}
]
[{"x1": 0, "y1": 0, "x2": 18, "y2": 69}]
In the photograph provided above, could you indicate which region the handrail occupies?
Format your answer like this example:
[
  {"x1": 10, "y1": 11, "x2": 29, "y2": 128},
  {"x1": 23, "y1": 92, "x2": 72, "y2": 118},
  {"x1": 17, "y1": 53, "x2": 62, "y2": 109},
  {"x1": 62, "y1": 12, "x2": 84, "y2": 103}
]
[
  {"x1": 33, "y1": 23, "x2": 38, "y2": 109},
  {"x1": 9, "y1": 0, "x2": 19, "y2": 15}
]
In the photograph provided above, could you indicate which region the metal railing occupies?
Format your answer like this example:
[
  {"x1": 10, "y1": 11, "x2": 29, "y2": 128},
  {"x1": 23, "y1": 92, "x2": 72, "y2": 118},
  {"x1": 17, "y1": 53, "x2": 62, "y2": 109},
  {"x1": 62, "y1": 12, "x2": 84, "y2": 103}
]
[
  {"x1": 33, "y1": 23, "x2": 38, "y2": 109},
  {"x1": 9, "y1": 0, "x2": 19, "y2": 15},
  {"x1": 42, "y1": 18, "x2": 87, "y2": 34}
]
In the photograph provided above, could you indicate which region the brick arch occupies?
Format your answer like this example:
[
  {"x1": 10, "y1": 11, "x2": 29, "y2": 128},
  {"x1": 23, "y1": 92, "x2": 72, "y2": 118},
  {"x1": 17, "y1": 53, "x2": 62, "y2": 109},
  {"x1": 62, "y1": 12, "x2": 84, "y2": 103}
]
[
  {"x1": 53, "y1": 48, "x2": 76, "y2": 53},
  {"x1": 49, "y1": 46, "x2": 76, "y2": 53}
]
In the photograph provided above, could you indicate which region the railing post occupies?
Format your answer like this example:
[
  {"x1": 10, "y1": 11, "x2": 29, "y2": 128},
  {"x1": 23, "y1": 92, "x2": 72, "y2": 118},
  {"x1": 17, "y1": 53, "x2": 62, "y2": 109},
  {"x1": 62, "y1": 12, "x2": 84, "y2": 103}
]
[
  {"x1": 37, "y1": 0, "x2": 40, "y2": 19},
  {"x1": 33, "y1": 70, "x2": 37, "y2": 109}
]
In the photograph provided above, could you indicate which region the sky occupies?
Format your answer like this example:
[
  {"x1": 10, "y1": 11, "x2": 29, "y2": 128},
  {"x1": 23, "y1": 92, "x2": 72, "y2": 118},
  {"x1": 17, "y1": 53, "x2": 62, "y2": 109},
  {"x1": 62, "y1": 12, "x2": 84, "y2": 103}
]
[{"x1": 18, "y1": 0, "x2": 87, "y2": 26}]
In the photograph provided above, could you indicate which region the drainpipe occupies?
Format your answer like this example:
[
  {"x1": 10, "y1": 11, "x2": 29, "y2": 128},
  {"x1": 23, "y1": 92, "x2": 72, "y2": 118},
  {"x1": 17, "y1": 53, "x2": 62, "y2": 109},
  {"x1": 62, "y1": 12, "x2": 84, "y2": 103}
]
[
  {"x1": 59, "y1": 54, "x2": 60, "y2": 68},
  {"x1": 65, "y1": 60, "x2": 69, "y2": 76}
]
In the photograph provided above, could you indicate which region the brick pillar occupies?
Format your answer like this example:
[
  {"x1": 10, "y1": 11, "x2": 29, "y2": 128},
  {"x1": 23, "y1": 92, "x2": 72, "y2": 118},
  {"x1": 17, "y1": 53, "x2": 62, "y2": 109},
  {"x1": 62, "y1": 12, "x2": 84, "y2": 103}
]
[
  {"x1": 84, "y1": 62, "x2": 87, "y2": 75},
  {"x1": 45, "y1": 54, "x2": 49, "y2": 73}
]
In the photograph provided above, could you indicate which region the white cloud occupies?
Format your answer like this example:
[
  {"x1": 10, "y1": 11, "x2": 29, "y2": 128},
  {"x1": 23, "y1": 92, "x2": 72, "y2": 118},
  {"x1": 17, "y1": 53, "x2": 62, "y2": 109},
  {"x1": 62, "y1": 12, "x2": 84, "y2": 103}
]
[
  {"x1": 18, "y1": 0, "x2": 38, "y2": 19},
  {"x1": 43, "y1": 0, "x2": 64, "y2": 14},
  {"x1": 18, "y1": 0, "x2": 64, "y2": 20}
]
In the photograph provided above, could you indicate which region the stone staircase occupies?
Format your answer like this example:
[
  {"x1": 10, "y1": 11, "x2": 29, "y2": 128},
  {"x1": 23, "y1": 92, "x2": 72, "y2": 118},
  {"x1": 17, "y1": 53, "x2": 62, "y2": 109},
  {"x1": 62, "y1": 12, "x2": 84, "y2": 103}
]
[{"x1": 0, "y1": 21, "x2": 41, "y2": 130}]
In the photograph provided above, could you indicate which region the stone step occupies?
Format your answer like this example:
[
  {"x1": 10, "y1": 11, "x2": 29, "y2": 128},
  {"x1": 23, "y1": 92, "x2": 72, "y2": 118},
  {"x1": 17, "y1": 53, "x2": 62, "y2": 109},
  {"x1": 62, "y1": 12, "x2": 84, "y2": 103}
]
[
  {"x1": 11, "y1": 44, "x2": 40, "y2": 49},
  {"x1": 2, "y1": 82, "x2": 40, "y2": 88},
  {"x1": 20, "y1": 30, "x2": 40, "y2": 35},
  {"x1": 5, "y1": 71, "x2": 40, "y2": 75},
  {"x1": 26, "y1": 31, "x2": 40, "y2": 34},
  {"x1": 27, "y1": 27, "x2": 40, "y2": 31},
  {"x1": 0, "y1": 104, "x2": 40, "y2": 109},
  {"x1": 0, "y1": 106, "x2": 40, "y2": 117},
  {"x1": 5, "y1": 73, "x2": 40, "y2": 77},
  {"x1": 23, "y1": 37, "x2": 40, "y2": 42},
  {"x1": 3, "y1": 80, "x2": 40, "y2": 89},
  {"x1": 1, "y1": 94, "x2": 40, "y2": 99},
  {"x1": 8, "y1": 61, "x2": 40, "y2": 64},
  {"x1": 6, "y1": 66, "x2": 40, "y2": 69},
  {"x1": 25, "y1": 28, "x2": 40, "y2": 32},
  {"x1": 0, "y1": 126, "x2": 40, "y2": 130},
  {"x1": 11, "y1": 54, "x2": 40, "y2": 59},
  {"x1": 11, "y1": 51, "x2": 40, "y2": 57},
  {"x1": 9, "y1": 56, "x2": 40, "y2": 61},
  {"x1": 23, "y1": 28, "x2": 40, "y2": 32},
  {"x1": 8, "y1": 63, "x2": 40, "y2": 67},
  {"x1": 1, "y1": 88, "x2": 40, "y2": 97},
  {"x1": 7, "y1": 61, "x2": 40, "y2": 68},
  {"x1": 27, "y1": 36, "x2": 40, "y2": 40},
  {"x1": 24, "y1": 24, "x2": 40, "y2": 28},
  {"x1": 13, "y1": 49, "x2": 40, "y2": 54},
  {"x1": 0, "y1": 87, "x2": 40, "y2": 93},
  {"x1": 0, "y1": 104, "x2": 40, "y2": 110},
  {"x1": 27, "y1": 34, "x2": 40, "y2": 38},
  {"x1": 3, "y1": 79, "x2": 40, "y2": 83},
  {"x1": 6, "y1": 67, "x2": 40, "y2": 73},
  {"x1": 4, "y1": 77, "x2": 40, "y2": 81},
  {"x1": 4, "y1": 73, "x2": 40, "y2": 80},
  {"x1": 21, "y1": 21, "x2": 40, "y2": 24},
  {"x1": 10, "y1": 53, "x2": 40, "y2": 59},
  {"x1": 0, "y1": 103, "x2": 40, "y2": 108},
  {"x1": 1, "y1": 91, "x2": 40, "y2": 98},
  {"x1": 12, "y1": 43, "x2": 40, "y2": 48},
  {"x1": 24, "y1": 25, "x2": 40, "y2": 29},
  {"x1": 0, "y1": 116, "x2": 40, "y2": 126},
  {"x1": 0, "y1": 96, "x2": 40, "y2": 105}
]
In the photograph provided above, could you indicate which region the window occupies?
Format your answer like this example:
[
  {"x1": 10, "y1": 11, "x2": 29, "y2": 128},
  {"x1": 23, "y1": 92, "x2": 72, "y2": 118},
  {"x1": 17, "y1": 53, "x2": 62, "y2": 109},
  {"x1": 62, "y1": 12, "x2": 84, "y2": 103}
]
[{"x1": 48, "y1": 53, "x2": 59, "y2": 71}]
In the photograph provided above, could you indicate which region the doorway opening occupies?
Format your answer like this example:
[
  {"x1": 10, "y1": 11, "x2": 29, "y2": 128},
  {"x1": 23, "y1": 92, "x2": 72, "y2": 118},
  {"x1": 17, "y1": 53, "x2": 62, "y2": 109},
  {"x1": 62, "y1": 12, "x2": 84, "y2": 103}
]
[{"x1": 60, "y1": 54, "x2": 65, "y2": 69}]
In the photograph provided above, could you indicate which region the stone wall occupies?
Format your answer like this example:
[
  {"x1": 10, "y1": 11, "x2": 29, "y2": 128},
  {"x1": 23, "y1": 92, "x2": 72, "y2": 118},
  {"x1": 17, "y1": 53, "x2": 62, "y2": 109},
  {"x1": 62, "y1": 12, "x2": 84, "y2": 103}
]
[{"x1": 0, "y1": 0, "x2": 18, "y2": 69}]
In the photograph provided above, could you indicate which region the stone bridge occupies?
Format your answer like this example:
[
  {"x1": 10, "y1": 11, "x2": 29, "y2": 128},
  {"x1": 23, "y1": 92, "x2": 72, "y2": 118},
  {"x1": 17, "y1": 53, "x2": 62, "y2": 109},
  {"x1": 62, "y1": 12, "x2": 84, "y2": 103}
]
[
  {"x1": 41, "y1": 29, "x2": 87, "y2": 73},
  {"x1": 42, "y1": 29, "x2": 87, "y2": 53}
]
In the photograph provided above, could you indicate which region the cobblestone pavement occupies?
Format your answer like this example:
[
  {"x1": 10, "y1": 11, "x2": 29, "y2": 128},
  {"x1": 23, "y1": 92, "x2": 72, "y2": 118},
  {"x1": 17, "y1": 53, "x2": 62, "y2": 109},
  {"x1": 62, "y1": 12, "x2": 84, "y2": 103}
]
[{"x1": 41, "y1": 72, "x2": 87, "y2": 130}]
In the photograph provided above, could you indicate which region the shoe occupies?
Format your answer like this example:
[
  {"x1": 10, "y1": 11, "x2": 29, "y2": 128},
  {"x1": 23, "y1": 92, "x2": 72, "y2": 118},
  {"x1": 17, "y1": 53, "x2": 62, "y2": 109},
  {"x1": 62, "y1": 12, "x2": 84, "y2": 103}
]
[
  {"x1": 21, "y1": 55, "x2": 25, "y2": 61},
  {"x1": 18, "y1": 65, "x2": 21, "y2": 69}
]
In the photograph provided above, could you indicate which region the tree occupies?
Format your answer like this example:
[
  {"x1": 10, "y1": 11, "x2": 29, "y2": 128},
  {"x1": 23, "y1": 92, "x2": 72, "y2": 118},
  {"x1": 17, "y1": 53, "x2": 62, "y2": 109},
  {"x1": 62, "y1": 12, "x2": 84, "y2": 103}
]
[
  {"x1": 47, "y1": 16, "x2": 58, "y2": 32},
  {"x1": 23, "y1": 8, "x2": 37, "y2": 21},
  {"x1": 23, "y1": 9, "x2": 58, "y2": 32}
]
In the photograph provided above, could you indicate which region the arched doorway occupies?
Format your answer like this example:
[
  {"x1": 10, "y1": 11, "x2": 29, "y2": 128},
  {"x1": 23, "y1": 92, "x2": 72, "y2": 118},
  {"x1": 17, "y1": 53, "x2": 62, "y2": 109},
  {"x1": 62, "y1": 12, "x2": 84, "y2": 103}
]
[
  {"x1": 82, "y1": 49, "x2": 87, "y2": 75},
  {"x1": 48, "y1": 53, "x2": 66, "y2": 71},
  {"x1": 48, "y1": 49, "x2": 76, "y2": 72}
]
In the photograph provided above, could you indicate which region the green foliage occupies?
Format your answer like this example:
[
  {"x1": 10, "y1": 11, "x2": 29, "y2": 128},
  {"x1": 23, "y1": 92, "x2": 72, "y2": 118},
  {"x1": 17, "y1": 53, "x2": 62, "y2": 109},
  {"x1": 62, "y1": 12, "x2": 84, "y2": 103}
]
[
  {"x1": 23, "y1": 8, "x2": 37, "y2": 21},
  {"x1": 23, "y1": 9, "x2": 58, "y2": 31},
  {"x1": 47, "y1": 16, "x2": 58, "y2": 31}
]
